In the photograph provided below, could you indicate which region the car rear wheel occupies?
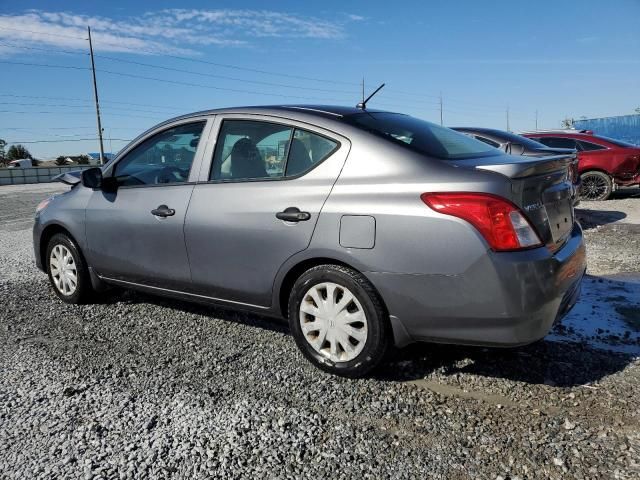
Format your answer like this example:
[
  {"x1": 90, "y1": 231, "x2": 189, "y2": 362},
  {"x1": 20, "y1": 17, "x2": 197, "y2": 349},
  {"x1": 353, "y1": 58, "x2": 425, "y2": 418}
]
[
  {"x1": 46, "y1": 233, "x2": 93, "y2": 304},
  {"x1": 579, "y1": 171, "x2": 612, "y2": 201},
  {"x1": 288, "y1": 265, "x2": 389, "y2": 378}
]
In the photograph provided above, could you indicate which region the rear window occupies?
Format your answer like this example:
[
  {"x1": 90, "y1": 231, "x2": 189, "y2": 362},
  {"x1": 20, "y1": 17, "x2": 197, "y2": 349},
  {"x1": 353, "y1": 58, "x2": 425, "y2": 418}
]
[
  {"x1": 344, "y1": 112, "x2": 497, "y2": 160},
  {"x1": 490, "y1": 131, "x2": 549, "y2": 149},
  {"x1": 537, "y1": 137, "x2": 578, "y2": 149},
  {"x1": 594, "y1": 135, "x2": 638, "y2": 148}
]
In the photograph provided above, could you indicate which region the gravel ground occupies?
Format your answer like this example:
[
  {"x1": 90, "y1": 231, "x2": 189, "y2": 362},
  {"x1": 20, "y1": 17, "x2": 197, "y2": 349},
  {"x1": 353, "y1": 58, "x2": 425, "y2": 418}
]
[{"x1": 0, "y1": 183, "x2": 638, "y2": 479}]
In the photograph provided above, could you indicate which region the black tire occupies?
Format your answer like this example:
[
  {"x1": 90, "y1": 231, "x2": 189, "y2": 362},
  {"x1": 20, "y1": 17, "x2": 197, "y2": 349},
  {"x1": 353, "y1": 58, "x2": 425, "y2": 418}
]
[
  {"x1": 579, "y1": 171, "x2": 613, "y2": 201},
  {"x1": 45, "y1": 233, "x2": 94, "y2": 304},
  {"x1": 288, "y1": 264, "x2": 390, "y2": 378}
]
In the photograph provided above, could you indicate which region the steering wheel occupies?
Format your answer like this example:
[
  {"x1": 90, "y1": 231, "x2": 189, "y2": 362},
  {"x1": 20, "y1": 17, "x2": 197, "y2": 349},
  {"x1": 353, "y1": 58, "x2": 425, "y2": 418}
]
[{"x1": 155, "y1": 165, "x2": 187, "y2": 184}]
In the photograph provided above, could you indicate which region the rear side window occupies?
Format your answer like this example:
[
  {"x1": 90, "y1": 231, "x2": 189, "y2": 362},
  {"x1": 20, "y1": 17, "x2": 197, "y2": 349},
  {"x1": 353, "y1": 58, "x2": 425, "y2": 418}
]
[
  {"x1": 577, "y1": 140, "x2": 606, "y2": 151},
  {"x1": 285, "y1": 129, "x2": 338, "y2": 177},
  {"x1": 344, "y1": 112, "x2": 497, "y2": 160},
  {"x1": 537, "y1": 137, "x2": 578, "y2": 149},
  {"x1": 210, "y1": 120, "x2": 338, "y2": 181}
]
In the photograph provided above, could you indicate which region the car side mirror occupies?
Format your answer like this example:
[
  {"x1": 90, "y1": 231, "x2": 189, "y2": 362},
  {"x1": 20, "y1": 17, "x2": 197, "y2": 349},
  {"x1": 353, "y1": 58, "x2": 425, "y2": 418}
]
[{"x1": 81, "y1": 167, "x2": 103, "y2": 189}]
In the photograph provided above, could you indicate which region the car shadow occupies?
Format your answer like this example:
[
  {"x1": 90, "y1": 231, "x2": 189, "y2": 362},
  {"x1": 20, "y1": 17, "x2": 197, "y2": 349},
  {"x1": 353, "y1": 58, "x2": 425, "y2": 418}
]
[
  {"x1": 610, "y1": 187, "x2": 640, "y2": 199},
  {"x1": 375, "y1": 340, "x2": 634, "y2": 388},
  {"x1": 575, "y1": 208, "x2": 626, "y2": 230},
  {"x1": 100, "y1": 280, "x2": 636, "y2": 389},
  {"x1": 102, "y1": 288, "x2": 290, "y2": 335}
]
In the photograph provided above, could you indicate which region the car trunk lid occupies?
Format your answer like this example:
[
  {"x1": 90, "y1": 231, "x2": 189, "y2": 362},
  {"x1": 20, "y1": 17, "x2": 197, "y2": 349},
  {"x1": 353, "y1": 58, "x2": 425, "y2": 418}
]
[{"x1": 455, "y1": 153, "x2": 576, "y2": 250}]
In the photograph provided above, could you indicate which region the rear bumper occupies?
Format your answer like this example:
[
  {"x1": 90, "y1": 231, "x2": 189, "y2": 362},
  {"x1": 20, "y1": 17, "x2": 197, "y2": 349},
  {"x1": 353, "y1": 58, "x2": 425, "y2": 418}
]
[{"x1": 368, "y1": 223, "x2": 586, "y2": 348}]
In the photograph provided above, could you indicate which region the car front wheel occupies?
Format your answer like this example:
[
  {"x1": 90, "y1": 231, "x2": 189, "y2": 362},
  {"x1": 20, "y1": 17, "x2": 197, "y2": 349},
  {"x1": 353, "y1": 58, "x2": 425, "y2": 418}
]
[
  {"x1": 288, "y1": 265, "x2": 389, "y2": 377},
  {"x1": 46, "y1": 233, "x2": 93, "y2": 304}
]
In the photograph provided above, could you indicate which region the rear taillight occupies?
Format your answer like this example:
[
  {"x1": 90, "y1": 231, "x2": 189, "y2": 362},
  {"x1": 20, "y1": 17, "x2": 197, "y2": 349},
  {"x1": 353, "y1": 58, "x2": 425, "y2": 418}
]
[{"x1": 421, "y1": 192, "x2": 542, "y2": 251}]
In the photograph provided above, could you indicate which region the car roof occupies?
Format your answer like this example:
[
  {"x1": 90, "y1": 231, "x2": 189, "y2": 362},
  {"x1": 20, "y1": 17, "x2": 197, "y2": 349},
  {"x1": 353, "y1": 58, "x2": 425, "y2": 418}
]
[
  {"x1": 169, "y1": 104, "x2": 392, "y2": 122},
  {"x1": 109, "y1": 105, "x2": 403, "y2": 166},
  {"x1": 453, "y1": 127, "x2": 504, "y2": 134},
  {"x1": 521, "y1": 130, "x2": 593, "y2": 136}
]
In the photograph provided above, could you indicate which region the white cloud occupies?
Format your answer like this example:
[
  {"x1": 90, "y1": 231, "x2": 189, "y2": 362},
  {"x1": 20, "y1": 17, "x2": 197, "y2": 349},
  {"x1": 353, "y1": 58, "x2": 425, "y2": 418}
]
[
  {"x1": 156, "y1": 9, "x2": 345, "y2": 40},
  {"x1": 0, "y1": 9, "x2": 351, "y2": 57}
]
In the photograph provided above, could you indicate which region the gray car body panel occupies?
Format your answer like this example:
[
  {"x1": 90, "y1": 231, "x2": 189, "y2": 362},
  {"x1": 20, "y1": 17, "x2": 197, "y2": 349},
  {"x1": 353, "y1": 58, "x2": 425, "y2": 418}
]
[{"x1": 35, "y1": 105, "x2": 586, "y2": 348}]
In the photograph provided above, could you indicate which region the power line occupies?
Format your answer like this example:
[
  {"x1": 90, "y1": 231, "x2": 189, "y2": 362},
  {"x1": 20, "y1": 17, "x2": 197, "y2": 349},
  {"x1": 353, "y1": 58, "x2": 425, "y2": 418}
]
[
  {"x1": 0, "y1": 41, "x2": 87, "y2": 56},
  {"x1": 95, "y1": 54, "x2": 361, "y2": 95},
  {"x1": 96, "y1": 69, "x2": 350, "y2": 102},
  {"x1": 0, "y1": 110, "x2": 165, "y2": 120},
  {"x1": 0, "y1": 26, "x2": 358, "y2": 86},
  {"x1": 0, "y1": 25, "x2": 88, "y2": 40},
  {"x1": 0, "y1": 59, "x2": 344, "y2": 102},
  {"x1": 0, "y1": 60, "x2": 439, "y2": 111},
  {"x1": 0, "y1": 102, "x2": 186, "y2": 115},
  {"x1": 0, "y1": 59, "x2": 88, "y2": 71},
  {"x1": 0, "y1": 94, "x2": 196, "y2": 112},
  {"x1": 0, "y1": 50, "x2": 524, "y2": 115},
  {"x1": 0, "y1": 26, "x2": 526, "y2": 114},
  {"x1": 0, "y1": 39, "x2": 503, "y2": 111},
  {"x1": 0, "y1": 41, "x2": 361, "y2": 95},
  {"x1": 0, "y1": 126, "x2": 141, "y2": 130},
  {"x1": 6, "y1": 138, "x2": 132, "y2": 144}
]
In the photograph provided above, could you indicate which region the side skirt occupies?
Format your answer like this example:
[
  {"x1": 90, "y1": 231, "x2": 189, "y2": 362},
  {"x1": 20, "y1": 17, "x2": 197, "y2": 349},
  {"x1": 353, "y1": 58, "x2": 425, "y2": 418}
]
[{"x1": 98, "y1": 274, "x2": 281, "y2": 318}]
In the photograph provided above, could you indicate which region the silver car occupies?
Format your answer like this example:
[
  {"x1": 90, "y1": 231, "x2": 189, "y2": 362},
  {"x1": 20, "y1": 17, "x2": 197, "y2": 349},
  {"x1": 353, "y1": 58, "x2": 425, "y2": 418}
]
[{"x1": 33, "y1": 106, "x2": 586, "y2": 377}]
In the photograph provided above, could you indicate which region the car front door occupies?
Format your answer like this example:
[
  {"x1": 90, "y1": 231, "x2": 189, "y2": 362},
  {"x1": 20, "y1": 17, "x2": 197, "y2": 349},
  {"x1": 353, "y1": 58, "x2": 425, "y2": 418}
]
[
  {"x1": 85, "y1": 118, "x2": 212, "y2": 290},
  {"x1": 184, "y1": 115, "x2": 349, "y2": 307}
]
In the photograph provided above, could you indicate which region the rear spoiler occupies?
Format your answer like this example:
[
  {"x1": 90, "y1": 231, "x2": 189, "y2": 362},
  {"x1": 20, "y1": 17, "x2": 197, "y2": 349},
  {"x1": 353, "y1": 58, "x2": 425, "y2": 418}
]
[
  {"x1": 475, "y1": 153, "x2": 577, "y2": 179},
  {"x1": 52, "y1": 170, "x2": 82, "y2": 186}
]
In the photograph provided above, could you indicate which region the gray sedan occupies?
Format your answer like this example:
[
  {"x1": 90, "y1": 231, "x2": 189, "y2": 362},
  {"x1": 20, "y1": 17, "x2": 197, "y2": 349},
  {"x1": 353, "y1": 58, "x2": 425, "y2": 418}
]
[{"x1": 33, "y1": 106, "x2": 586, "y2": 377}]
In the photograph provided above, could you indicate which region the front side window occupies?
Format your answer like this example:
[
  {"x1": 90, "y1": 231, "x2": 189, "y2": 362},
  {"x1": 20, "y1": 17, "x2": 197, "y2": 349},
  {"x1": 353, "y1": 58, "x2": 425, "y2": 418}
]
[
  {"x1": 114, "y1": 122, "x2": 205, "y2": 186},
  {"x1": 344, "y1": 112, "x2": 497, "y2": 160},
  {"x1": 210, "y1": 120, "x2": 339, "y2": 181}
]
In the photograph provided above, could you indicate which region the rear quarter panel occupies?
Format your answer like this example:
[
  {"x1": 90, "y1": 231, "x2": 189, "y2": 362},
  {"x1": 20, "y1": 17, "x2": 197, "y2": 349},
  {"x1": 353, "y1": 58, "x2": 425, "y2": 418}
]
[{"x1": 294, "y1": 136, "x2": 514, "y2": 276}]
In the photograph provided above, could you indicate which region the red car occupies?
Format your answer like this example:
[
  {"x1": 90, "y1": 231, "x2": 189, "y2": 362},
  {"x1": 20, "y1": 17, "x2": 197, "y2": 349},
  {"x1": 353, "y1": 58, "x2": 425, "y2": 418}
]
[{"x1": 522, "y1": 130, "x2": 640, "y2": 200}]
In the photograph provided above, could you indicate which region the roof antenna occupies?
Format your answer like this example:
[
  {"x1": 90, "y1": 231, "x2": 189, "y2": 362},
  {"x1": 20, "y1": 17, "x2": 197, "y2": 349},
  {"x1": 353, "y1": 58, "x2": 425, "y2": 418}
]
[{"x1": 357, "y1": 83, "x2": 385, "y2": 110}]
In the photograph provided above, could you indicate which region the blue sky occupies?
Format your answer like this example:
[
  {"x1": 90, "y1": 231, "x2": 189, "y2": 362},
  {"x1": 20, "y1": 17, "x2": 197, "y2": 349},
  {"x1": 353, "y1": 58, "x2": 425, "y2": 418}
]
[{"x1": 0, "y1": 0, "x2": 639, "y2": 158}]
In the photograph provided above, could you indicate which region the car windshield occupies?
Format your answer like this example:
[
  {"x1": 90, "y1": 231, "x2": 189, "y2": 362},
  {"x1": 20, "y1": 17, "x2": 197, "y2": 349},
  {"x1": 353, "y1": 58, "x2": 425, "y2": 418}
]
[
  {"x1": 594, "y1": 135, "x2": 639, "y2": 148},
  {"x1": 345, "y1": 112, "x2": 497, "y2": 160}
]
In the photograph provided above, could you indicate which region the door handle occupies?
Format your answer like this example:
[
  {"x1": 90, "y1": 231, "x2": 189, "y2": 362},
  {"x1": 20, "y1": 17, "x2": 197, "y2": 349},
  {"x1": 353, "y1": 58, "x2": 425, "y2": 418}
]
[
  {"x1": 151, "y1": 205, "x2": 176, "y2": 217},
  {"x1": 276, "y1": 207, "x2": 311, "y2": 222}
]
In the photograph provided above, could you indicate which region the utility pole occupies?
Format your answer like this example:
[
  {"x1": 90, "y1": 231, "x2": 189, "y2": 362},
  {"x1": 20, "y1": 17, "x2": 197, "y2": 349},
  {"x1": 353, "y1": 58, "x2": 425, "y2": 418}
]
[
  {"x1": 506, "y1": 106, "x2": 510, "y2": 132},
  {"x1": 361, "y1": 77, "x2": 365, "y2": 105},
  {"x1": 88, "y1": 26, "x2": 105, "y2": 165},
  {"x1": 439, "y1": 92, "x2": 443, "y2": 126},
  {"x1": 535, "y1": 110, "x2": 538, "y2": 131}
]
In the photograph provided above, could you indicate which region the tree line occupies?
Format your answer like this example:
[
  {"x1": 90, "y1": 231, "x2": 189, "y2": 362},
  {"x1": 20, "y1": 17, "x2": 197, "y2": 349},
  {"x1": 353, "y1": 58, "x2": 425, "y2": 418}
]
[
  {"x1": 0, "y1": 140, "x2": 35, "y2": 167},
  {"x1": 0, "y1": 139, "x2": 89, "y2": 167}
]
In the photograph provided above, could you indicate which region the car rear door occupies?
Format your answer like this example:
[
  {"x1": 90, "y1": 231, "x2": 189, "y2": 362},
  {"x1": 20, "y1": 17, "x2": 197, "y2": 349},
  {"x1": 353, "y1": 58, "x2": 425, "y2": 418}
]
[
  {"x1": 184, "y1": 115, "x2": 349, "y2": 307},
  {"x1": 85, "y1": 118, "x2": 213, "y2": 290}
]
